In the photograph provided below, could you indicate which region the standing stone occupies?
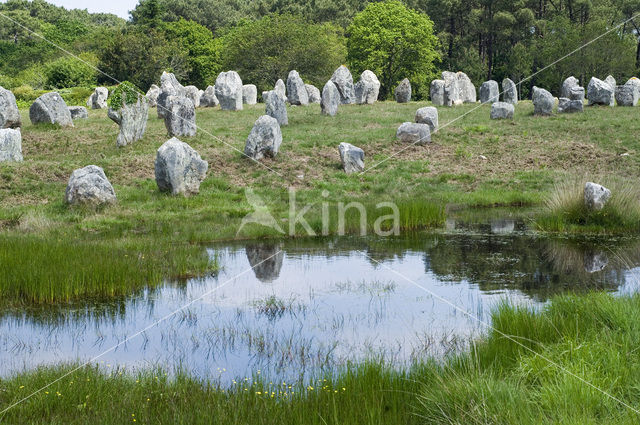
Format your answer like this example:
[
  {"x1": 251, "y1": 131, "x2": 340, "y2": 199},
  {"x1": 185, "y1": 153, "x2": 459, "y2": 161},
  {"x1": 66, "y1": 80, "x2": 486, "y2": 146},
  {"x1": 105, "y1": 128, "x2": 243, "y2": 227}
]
[
  {"x1": 29, "y1": 92, "x2": 73, "y2": 127},
  {"x1": 243, "y1": 84, "x2": 258, "y2": 105},
  {"x1": 569, "y1": 87, "x2": 585, "y2": 101},
  {"x1": 215, "y1": 71, "x2": 243, "y2": 111},
  {"x1": 244, "y1": 115, "x2": 282, "y2": 160},
  {"x1": 0, "y1": 128, "x2": 22, "y2": 162},
  {"x1": 286, "y1": 70, "x2": 309, "y2": 106},
  {"x1": 490, "y1": 102, "x2": 514, "y2": 119},
  {"x1": 146, "y1": 84, "x2": 160, "y2": 107},
  {"x1": 430, "y1": 80, "x2": 446, "y2": 106},
  {"x1": 107, "y1": 84, "x2": 149, "y2": 147},
  {"x1": 561, "y1": 76, "x2": 579, "y2": 98},
  {"x1": 274, "y1": 79, "x2": 287, "y2": 100},
  {"x1": 330, "y1": 65, "x2": 356, "y2": 104},
  {"x1": 184, "y1": 86, "x2": 201, "y2": 108},
  {"x1": 615, "y1": 84, "x2": 639, "y2": 107},
  {"x1": 157, "y1": 72, "x2": 186, "y2": 119},
  {"x1": 395, "y1": 78, "x2": 412, "y2": 103},
  {"x1": 396, "y1": 122, "x2": 431, "y2": 145},
  {"x1": 456, "y1": 72, "x2": 477, "y2": 103},
  {"x1": 0, "y1": 87, "x2": 21, "y2": 129},
  {"x1": 558, "y1": 98, "x2": 584, "y2": 113},
  {"x1": 479, "y1": 80, "x2": 499, "y2": 104},
  {"x1": 338, "y1": 142, "x2": 364, "y2": 174},
  {"x1": 605, "y1": 75, "x2": 617, "y2": 90},
  {"x1": 305, "y1": 84, "x2": 321, "y2": 104},
  {"x1": 414, "y1": 107, "x2": 438, "y2": 132},
  {"x1": 163, "y1": 96, "x2": 196, "y2": 137},
  {"x1": 502, "y1": 78, "x2": 518, "y2": 104},
  {"x1": 64, "y1": 165, "x2": 116, "y2": 206},
  {"x1": 69, "y1": 106, "x2": 88, "y2": 120},
  {"x1": 354, "y1": 70, "x2": 380, "y2": 104},
  {"x1": 87, "y1": 87, "x2": 108, "y2": 109},
  {"x1": 200, "y1": 86, "x2": 219, "y2": 107},
  {"x1": 155, "y1": 137, "x2": 208, "y2": 196},
  {"x1": 532, "y1": 86, "x2": 554, "y2": 115},
  {"x1": 265, "y1": 90, "x2": 288, "y2": 126},
  {"x1": 587, "y1": 77, "x2": 615, "y2": 106},
  {"x1": 321, "y1": 80, "x2": 340, "y2": 116},
  {"x1": 584, "y1": 182, "x2": 611, "y2": 211},
  {"x1": 442, "y1": 71, "x2": 476, "y2": 105}
]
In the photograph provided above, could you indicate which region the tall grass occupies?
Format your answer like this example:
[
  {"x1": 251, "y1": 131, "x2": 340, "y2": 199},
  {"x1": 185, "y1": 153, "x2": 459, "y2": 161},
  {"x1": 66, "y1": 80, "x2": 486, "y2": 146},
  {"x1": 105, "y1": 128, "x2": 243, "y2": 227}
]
[
  {"x1": 537, "y1": 177, "x2": 640, "y2": 233},
  {"x1": 0, "y1": 235, "x2": 217, "y2": 305}
]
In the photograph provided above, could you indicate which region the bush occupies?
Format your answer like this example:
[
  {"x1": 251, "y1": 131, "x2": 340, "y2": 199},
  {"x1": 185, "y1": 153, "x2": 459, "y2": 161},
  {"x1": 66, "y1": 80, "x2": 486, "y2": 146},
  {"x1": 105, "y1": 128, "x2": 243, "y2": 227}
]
[
  {"x1": 44, "y1": 53, "x2": 98, "y2": 89},
  {"x1": 219, "y1": 13, "x2": 346, "y2": 94},
  {"x1": 108, "y1": 81, "x2": 144, "y2": 110}
]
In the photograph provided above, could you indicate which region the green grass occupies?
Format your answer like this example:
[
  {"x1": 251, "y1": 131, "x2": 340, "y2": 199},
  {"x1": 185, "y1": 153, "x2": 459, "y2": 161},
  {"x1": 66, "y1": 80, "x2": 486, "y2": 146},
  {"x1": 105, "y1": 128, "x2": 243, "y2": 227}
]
[{"x1": 3, "y1": 293, "x2": 640, "y2": 424}]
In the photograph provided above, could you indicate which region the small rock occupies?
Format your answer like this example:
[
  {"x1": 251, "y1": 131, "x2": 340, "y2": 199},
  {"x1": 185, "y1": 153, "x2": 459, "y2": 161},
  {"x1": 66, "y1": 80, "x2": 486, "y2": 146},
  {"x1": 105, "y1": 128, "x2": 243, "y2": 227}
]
[
  {"x1": 584, "y1": 250, "x2": 608, "y2": 273},
  {"x1": 146, "y1": 84, "x2": 160, "y2": 107},
  {"x1": 0, "y1": 86, "x2": 21, "y2": 129},
  {"x1": 430, "y1": 80, "x2": 446, "y2": 106},
  {"x1": 479, "y1": 80, "x2": 499, "y2": 104},
  {"x1": 184, "y1": 86, "x2": 201, "y2": 108},
  {"x1": 244, "y1": 115, "x2": 282, "y2": 160},
  {"x1": 354, "y1": 70, "x2": 380, "y2": 104},
  {"x1": 321, "y1": 80, "x2": 340, "y2": 116},
  {"x1": 163, "y1": 96, "x2": 196, "y2": 138},
  {"x1": 569, "y1": 86, "x2": 585, "y2": 101},
  {"x1": 286, "y1": 70, "x2": 309, "y2": 106},
  {"x1": 69, "y1": 106, "x2": 88, "y2": 120},
  {"x1": 0, "y1": 128, "x2": 22, "y2": 162},
  {"x1": 265, "y1": 90, "x2": 288, "y2": 126},
  {"x1": 338, "y1": 142, "x2": 365, "y2": 174},
  {"x1": 395, "y1": 78, "x2": 411, "y2": 103},
  {"x1": 490, "y1": 102, "x2": 514, "y2": 119},
  {"x1": 200, "y1": 86, "x2": 219, "y2": 107},
  {"x1": 584, "y1": 182, "x2": 611, "y2": 211},
  {"x1": 155, "y1": 137, "x2": 208, "y2": 196},
  {"x1": 305, "y1": 84, "x2": 321, "y2": 104},
  {"x1": 558, "y1": 97, "x2": 584, "y2": 113},
  {"x1": 414, "y1": 107, "x2": 439, "y2": 132},
  {"x1": 30, "y1": 92, "x2": 74, "y2": 127},
  {"x1": 502, "y1": 78, "x2": 518, "y2": 104},
  {"x1": 215, "y1": 71, "x2": 243, "y2": 111},
  {"x1": 243, "y1": 84, "x2": 258, "y2": 105},
  {"x1": 65, "y1": 165, "x2": 116, "y2": 206},
  {"x1": 532, "y1": 86, "x2": 554, "y2": 115},
  {"x1": 396, "y1": 122, "x2": 430, "y2": 145}
]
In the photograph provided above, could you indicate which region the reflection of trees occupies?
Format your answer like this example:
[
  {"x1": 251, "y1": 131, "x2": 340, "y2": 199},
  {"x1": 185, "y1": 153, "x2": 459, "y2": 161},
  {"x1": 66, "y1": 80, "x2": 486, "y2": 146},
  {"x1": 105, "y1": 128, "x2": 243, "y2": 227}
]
[{"x1": 245, "y1": 243, "x2": 284, "y2": 283}]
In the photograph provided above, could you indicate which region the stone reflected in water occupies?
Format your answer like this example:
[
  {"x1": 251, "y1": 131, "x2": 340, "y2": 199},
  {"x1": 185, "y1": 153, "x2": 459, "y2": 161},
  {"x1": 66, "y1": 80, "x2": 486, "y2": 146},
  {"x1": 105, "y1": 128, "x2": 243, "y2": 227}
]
[
  {"x1": 245, "y1": 243, "x2": 284, "y2": 283},
  {"x1": 584, "y1": 251, "x2": 609, "y2": 273},
  {"x1": 490, "y1": 219, "x2": 515, "y2": 235}
]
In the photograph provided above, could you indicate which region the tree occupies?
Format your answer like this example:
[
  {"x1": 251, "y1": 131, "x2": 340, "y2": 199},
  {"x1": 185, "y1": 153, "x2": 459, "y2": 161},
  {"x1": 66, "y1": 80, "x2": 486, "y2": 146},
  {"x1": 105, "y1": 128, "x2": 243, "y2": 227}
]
[
  {"x1": 219, "y1": 14, "x2": 346, "y2": 93},
  {"x1": 346, "y1": 0, "x2": 440, "y2": 100}
]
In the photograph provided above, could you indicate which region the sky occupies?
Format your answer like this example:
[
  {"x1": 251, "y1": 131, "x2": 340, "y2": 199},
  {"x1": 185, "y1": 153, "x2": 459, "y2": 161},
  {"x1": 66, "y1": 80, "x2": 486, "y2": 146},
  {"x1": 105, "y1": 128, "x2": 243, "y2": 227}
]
[{"x1": 1, "y1": 0, "x2": 138, "y2": 19}]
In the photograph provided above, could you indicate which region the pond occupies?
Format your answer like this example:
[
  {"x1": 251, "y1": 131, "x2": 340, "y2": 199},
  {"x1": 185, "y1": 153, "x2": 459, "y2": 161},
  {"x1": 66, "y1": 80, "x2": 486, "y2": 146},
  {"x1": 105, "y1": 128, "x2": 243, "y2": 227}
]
[{"x1": 2, "y1": 212, "x2": 640, "y2": 385}]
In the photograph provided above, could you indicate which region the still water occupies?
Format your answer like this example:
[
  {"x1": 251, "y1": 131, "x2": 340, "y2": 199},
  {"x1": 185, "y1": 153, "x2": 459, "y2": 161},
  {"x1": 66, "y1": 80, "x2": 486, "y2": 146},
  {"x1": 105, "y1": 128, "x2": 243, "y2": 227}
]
[{"x1": 2, "y1": 214, "x2": 639, "y2": 384}]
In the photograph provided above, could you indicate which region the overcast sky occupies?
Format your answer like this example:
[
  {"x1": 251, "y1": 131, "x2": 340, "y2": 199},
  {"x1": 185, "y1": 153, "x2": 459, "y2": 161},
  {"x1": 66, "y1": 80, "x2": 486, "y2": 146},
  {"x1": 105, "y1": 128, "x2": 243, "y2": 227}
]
[{"x1": 1, "y1": 0, "x2": 138, "y2": 19}]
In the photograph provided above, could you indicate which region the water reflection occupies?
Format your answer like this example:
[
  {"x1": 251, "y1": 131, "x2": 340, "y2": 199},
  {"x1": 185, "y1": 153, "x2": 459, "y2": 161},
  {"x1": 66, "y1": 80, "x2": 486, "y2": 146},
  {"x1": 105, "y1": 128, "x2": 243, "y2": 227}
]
[{"x1": 1, "y1": 221, "x2": 640, "y2": 385}]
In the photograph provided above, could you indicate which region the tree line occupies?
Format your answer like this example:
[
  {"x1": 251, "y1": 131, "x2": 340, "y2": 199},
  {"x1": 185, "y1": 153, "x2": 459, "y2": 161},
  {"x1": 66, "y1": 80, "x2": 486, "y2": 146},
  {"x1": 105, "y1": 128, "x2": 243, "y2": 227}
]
[{"x1": 0, "y1": 0, "x2": 638, "y2": 100}]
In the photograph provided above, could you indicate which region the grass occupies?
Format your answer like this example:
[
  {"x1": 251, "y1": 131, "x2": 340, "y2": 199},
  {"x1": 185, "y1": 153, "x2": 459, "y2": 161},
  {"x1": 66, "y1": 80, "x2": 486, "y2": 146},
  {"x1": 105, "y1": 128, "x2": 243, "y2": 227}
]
[{"x1": 2, "y1": 292, "x2": 640, "y2": 424}]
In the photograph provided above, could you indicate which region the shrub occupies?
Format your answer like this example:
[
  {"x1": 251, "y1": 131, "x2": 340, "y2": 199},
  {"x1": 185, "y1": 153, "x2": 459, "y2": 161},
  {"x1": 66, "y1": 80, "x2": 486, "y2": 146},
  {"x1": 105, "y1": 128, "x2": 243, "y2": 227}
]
[
  {"x1": 44, "y1": 53, "x2": 98, "y2": 89},
  {"x1": 108, "y1": 81, "x2": 144, "y2": 110}
]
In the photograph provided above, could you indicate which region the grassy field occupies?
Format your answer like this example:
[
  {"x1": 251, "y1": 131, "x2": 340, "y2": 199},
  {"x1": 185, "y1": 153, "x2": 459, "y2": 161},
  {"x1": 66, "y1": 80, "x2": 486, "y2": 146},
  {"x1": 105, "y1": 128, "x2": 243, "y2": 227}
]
[{"x1": 2, "y1": 292, "x2": 640, "y2": 424}]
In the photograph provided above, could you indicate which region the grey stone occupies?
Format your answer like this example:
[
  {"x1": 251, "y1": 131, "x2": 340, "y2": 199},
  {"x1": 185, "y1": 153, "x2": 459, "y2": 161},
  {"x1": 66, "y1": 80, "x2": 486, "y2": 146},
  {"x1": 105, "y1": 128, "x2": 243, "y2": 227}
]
[
  {"x1": 242, "y1": 84, "x2": 258, "y2": 105},
  {"x1": 265, "y1": 90, "x2": 288, "y2": 126},
  {"x1": 532, "y1": 86, "x2": 554, "y2": 115},
  {"x1": 502, "y1": 78, "x2": 518, "y2": 104},
  {"x1": 479, "y1": 80, "x2": 499, "y2": 104},
  {"x1": 64, "y1": 165, "x2": 116, "y2": 206},
  {"x1": 587, "y1": 77, "x2": 615, "y2": 106},
  {"x1": 396, "y1": 122, "x2": 430, "y2": 145},
  {"x1": 88, "y1": 87, "x2": 108, "y2": 109},
  {"x1": 245, "y1": 243, "x2": 283, "y2": 283},
  {"x1": 244, "y1": 115, "x2": 282, "y2": 160},
  {"x1": 490, "y1": 102, "x2": 514, "y2": 119},
  {"x1": 321, "y1": 80, "x2": 340, "y2": 116},
  {"x1": 569, "y1": 87, "x2": 585, "y2": 101},
  {"x1": 107, "y1": 93, "x2": 149, "y2": 147},
  {"x1": 605, "y1": 75, "x2": 616, "y2": 90},
  {"x1": 215, "y1": 71, "x2": 243, "y2": 111},
  {"x1": 29, "y1": 92, "x2": 73, "y2": 127},
  {"x1": 184, "y1": 85, "x2": 201, "y2": 108},
  {"x1": 157, "y1": 72, "x2": 186, "y2": 118},
  {"x1": 443, "y1": 71, "x2": 476, "y2": 105},
  {"x1": 491, "y1": 219, "x2": 515, "y2": 235},
  {"x1": 146, "y1": 84, "x2": 160, "y2": 107},
  {"x1": 69, "y1": 106, "x2": 88, "y2": 120},
  {"x1": 395, "y1": 78, "x2": 411, "y2": 103},
  {"x1": 0, "y1": 128, "x2": 22, "y2": 162},
  {"x1": 200, "y1": 86, "x2": 219, "y2": 107},
  {"x1": 584, "y1": 182, "x2": 611, "y2": 211},
  {"x1": 286, "y1": 70, "x2": 309, "y2": 106},
  {"x1": 558, "y1": 97, "x2": 583, "y2": 113},
  {"x1": 155, "y1": 137, "x2": 208, "y2": 196},
  {"x1": 330, "y1": 65, "x2": 356, "y2": 104},
  {"x1": 584, "y1": 251, "x2": 608, "y2": 273},
  {"x1": 305, "y1": 84, "x2": 321, "y2": 104},
  {"x1": 561, "y1": 76, "x2": 579, "y2": 98},
  {"x1": 354, "y1": 70, "x2": 380, "y2": 104},
  {"x1": 163, "y1": 96, "x2": 196, "y2": 137},
  {"x1": 274, "y1": 79, "x2": 286, "y2": 100},
  {"x1": 456, "y1": 72, "x2": 477, "y2": 103},
  {"x1": 338, "y1": 142, "x2": 364, "y2": 174},
  {"x1": 414, "y1": 107, "x2": 438, "y2": 132},
  {"x1": 0, "y1": 87, "x2": 21, "y2": 129},
  {"x1": 615, "y1": 80, "x2": 640, "y2": 107},
  {"x1": 430, "y1": 80, "x2": 446, "y2": 106}
]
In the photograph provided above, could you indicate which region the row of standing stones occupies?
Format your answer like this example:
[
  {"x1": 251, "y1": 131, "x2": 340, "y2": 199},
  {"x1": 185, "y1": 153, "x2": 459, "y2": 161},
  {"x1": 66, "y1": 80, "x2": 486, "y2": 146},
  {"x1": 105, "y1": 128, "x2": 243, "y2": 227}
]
[{"x1": 1, "y1": 67, "x2": 633, "y2": 210}]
